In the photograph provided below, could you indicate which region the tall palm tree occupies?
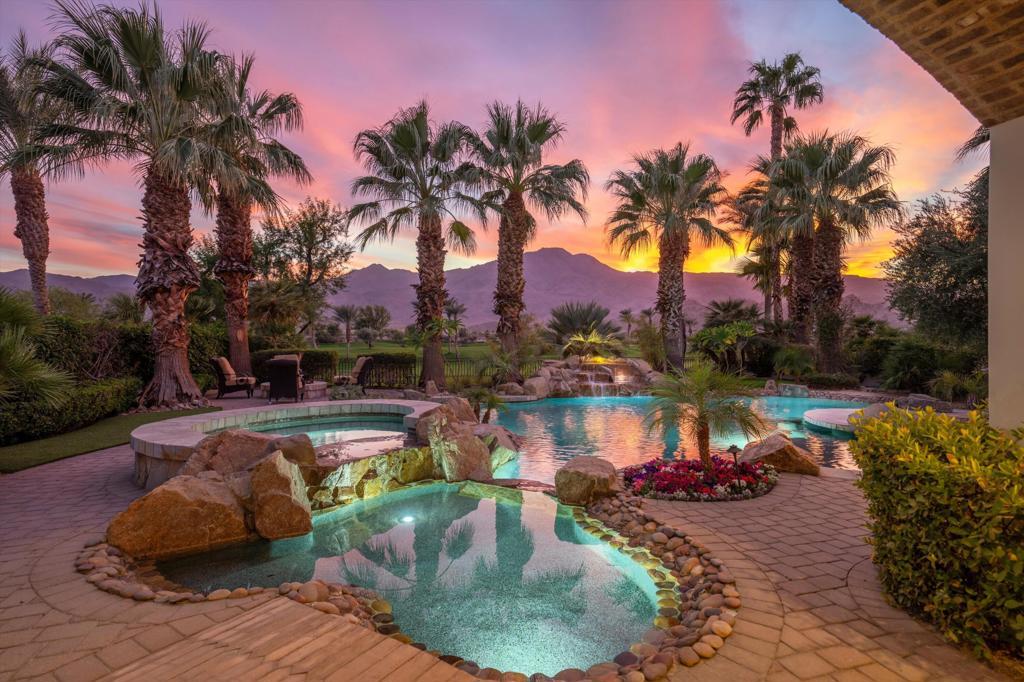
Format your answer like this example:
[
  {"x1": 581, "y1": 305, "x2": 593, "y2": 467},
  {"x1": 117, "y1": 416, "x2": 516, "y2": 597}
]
[
  {"x1": 731, "y1": 53, "x2": 823, "y2": 331},
  {"x1": 349, "y1": 101, "x2": 480, "y2": 388},
  {"x1": 332, "y1": 304, "x2": 357, "y2": 359},
  {"x1": 645, "y1": 361, "x2": 765, "y2": 469},
  {"x1": 35, "y1": 1, "x2": 246, "y2": 406},
  {"x1": 769, "y1": 132, "x2": 902, "y2": 372},
  {"x1": 443, "y1": 298, "x2": 467, "y2": 357},
  {"x1": 467, "y1": 100, "x2": 589, "y2": 353},
  {"x1": 703, "y1": 298, "x2": 761, "y2": 329},
  {"x1": 0, "y1": 33, "x2": 69, "y2": 315},
  {"x1": 606, "y1": 143, "x2": 732, "y2": 368},
  {"x1": 618, "y1": 308, "x2": 636, "y2": 341},
  {"x1": 640, "y1": 307, "x2": 656, "y2": 325},
  {"x1": 727, "y1": 175, "x2": 786, "y2": 323},
  {"x1": 209, "y1": 55, "x2": 311, "y2": 374}
]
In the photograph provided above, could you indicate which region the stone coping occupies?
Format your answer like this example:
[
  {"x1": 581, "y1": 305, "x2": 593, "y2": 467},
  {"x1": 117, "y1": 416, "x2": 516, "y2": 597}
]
[
  {"x1": 130, "y1": 399, "x2": 439, "y2": 489},
  {"x1": 803, "y1": 407, "x2": 860, "y2": 434}
]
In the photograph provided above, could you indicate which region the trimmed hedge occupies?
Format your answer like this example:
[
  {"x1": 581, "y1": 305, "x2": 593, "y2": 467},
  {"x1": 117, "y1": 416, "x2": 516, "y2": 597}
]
[
  {"x1": 851, "y1": 408, "x2": 1024, "y2": 658},
  {"x1": 0, "y1": 377, "x2": 143, "y2": 445},
  {"x1": 251, "y1": 348, "x2": 339, "y2": 383},
  {"x1": 804, "y1": 372, "x2": 860, "y2": 390}
]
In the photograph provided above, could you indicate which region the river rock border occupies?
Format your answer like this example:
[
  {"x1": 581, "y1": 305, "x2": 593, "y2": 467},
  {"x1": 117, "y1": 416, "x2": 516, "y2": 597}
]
[{"x1": 75, "y1": 483, "x2": 738, "y2": 682}]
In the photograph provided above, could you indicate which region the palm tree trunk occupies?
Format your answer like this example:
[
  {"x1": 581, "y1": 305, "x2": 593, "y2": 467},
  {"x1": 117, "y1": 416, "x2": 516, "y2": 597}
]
[
  {"x1": 771, "y1": 247, "x2": 784, "y2": 323},
  {"x1": 416, "y1": 212, "x2": 447, "y2": 388},
  {"x1": 789, "y1": 233, "x2": 815, "y2": 343},
  {"x1": 136, "y1": 169, "x2": 202, "y2": 407},
  {"x1": 10, "y1": 167, "x2": 51, "y2": 315},
  {"x1": 657, "y1": 231, "x2": 687, "y2": 370},
  {"x1": 494, "y1": 191, "x2": 529, "y2": 354},
  {"x1": 214, "y1": 191, "x2": 255, "y2": 374},
  {"x1": 812, "y1": 217, "x2": 845, "y2": 372},
  {"x1": 697, "y1": 421, "x2": 711, "y2": 469},
  {"x1": 768, "y1": 105, "x2": 786, "y2": 326}
]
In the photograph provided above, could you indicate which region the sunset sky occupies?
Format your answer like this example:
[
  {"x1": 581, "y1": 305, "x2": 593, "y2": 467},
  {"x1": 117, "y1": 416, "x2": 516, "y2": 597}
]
[{"x1": 0, "y1": 0, "x2": 986, "y2": 279}]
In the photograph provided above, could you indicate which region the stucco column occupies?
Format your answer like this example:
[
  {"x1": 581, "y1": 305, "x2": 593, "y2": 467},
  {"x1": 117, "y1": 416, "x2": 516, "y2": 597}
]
[{"x1": 988, "y1": 115, "x2": 1024, "y2": 429}]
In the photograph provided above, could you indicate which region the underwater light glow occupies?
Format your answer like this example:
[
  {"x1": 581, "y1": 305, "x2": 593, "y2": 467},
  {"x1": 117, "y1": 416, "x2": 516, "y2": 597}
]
[{"x1": 400, "y1": 515, "x2": 415, "y2": 523}]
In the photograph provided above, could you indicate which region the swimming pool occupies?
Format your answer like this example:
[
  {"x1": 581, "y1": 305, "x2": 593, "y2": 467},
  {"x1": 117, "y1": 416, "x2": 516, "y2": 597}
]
[
  {"x1": 158, "y1": 482, "x2": 659, "y2": 675},
  {"x1": 243, "y1": 413, "x2": 410, "y2": 449},
  {"x1": 494, "y1": 396, "x2": 866, "y2": 482}
]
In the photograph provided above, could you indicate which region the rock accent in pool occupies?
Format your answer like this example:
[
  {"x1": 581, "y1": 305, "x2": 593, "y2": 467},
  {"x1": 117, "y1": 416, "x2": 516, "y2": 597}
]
[
  {"x1": 554, "y1": 455, "x2": 621, "y2": 505},
  {"x1": 106, "y1": 398, "x2": 524, "y2": 559}
]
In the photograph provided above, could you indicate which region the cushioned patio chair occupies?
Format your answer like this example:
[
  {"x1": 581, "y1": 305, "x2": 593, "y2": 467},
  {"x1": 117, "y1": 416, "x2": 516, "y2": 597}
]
[
  {"x1": 267, "y1": 357, "x2": 304, "y2": 403},
  {"x1": 334, "y1": 356, "x2": 371, "y2": 386},
  {"x1": 209, "y1": 357, "x2": 256, "y2": 398}
]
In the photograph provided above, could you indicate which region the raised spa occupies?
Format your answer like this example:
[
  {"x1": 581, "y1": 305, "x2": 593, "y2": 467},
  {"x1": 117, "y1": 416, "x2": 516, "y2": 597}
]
[{"x1": 158, "y1": 482, "x2": 659, "y2": 675}]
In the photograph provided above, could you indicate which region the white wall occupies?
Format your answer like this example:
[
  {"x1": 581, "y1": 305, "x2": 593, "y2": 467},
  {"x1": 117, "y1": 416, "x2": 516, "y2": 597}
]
[{"x1": 988, "y1": 115, "x2": 1024, "y2": 429}]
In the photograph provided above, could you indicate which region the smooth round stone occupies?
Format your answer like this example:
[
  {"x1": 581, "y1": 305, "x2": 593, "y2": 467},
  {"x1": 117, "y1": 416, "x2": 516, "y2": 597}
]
[
  {"x1": 622, "y1": 672, "x2": 645, "y2": 682},
  {"x1": 371, "y1": 612, "x2": 393, "y2": 624},
  {"x1": 716, "y1": 571, "x2": 735, "y2": 584},
  {"x1": 376, "y1": 623, "x2": 399, "y2": 635},
  {"x1": 477, "y1": 669, "x2": 502, "y2": 680},
  {"x1": 651, "y1": 532, "x2": 669, "y2": 544},
  {"x1": 586, "y1": 662, "x2": 618, "y2": 677},
  {"x1": 456, "y1": 661, "x2": 480, "y2": 675},
  {"x1": 439, "y1": 655, "x2": 463, "y2": 665},
  {"x1": 700, "y1": 594, "x2": 724, "y2": 609},
  {"x1": 693, "y1": 642, "x2": 716, "y2": 659},
  {"x1": 86, "y1": 573, "x2": 106, "y2": 585},
  {"x1": 677, "y1": 646, "x2": 700, "y2": 667},
  {"x1": 553, "y1": 668, "x2": 585, "y2": 681},
  {"x1": 390, "y1": 633, "x2": 412, "y2": 644},
  {"x1": 642, "y1": 629, "x2": 667, "y2": 645},
  {"x1": 614, "y1": 651, "x2": 640, "y2": 667},
  {"x1": 724, "y1": 597, "x2": 742, "y2": 609},
  {"x1": 207, "y1": 589, "x2": 231, "y2": 601},
  {"x1": 370, "y1": 599, "x2": 392, "y2": 614},
  {"x1": 229, "y1": 587, "x2": 248, "y2": 599},
  {"x1": 723, "y1": 585, "x2": 740, "y2": 598},
  {"x1": 501, "y1": 673, "x2": 529, "y2": 682},
  {"x1": 701, "y1": 634, "x2": 724, "y2": 650},
  {"x1": 312, "y1": 601, "x2": 340, "y2": 615},
  {"x1": 298, "y1": 581, "x2": 328, "y2": 603},
  {"x1": 711, "y1": 621, "x2": 733, "y2": 638},
  {"x1": 131, "y1": 587, "x2": 155, "y2": 601},
  {"x1": 629, "y1": 642, "x2": 658, "y2": 658},
  {"x1": 641, "y1": 662, "x2": 667, "y2": 680}
]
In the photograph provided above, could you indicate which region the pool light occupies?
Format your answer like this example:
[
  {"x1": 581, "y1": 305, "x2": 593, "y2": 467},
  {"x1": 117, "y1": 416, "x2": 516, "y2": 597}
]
[{"x1": 400, "y1": 515, "x2": 415, "y2": 524}]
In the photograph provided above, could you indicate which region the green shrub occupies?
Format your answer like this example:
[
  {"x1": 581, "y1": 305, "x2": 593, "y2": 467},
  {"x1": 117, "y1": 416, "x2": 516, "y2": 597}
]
[
  {"x1": 849, "y1": 334, "x2": 899, "y2": 377},
  {"x1": 251, "y1": 348, "x2": 339, "y2": 382},
  {"x1": 743, "y1": 335, "x2": 782, "y2": 378},
  {"x1": 851, "y1": 409, "x2": 1024, "y2": 657},
  {"x1": 804, "y1": 372, "x2": 860, "y2": 389},
  {"x1": 187, "y1": 322, "x2": 229, "y2": 377},
  {"x1": 773, "y1": 344, "x2": 815, "y2": 379},
  {"x1": 0, "y1": 377, "x2": 143, "y2": 445},
  {"x1": 881, "y1": 337, "x2": 939, "y2": 391}
]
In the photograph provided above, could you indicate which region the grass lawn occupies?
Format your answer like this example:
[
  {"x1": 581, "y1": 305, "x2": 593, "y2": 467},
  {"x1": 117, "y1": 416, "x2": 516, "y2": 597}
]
[{"x1": 0, "y1": 407, "x2": 220, "y2": 474}]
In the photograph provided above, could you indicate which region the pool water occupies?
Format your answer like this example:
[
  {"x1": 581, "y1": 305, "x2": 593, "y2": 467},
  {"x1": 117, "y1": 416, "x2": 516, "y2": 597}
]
[
  {"x1": 245, "y1": 414, "x2": 408, "y2": 449},
  {"x1": 158, "y1": 482, "x2": 658, "y2": 675},
  {"x1": 494, "y1": 396, "x2": 865, "y2": 483}
]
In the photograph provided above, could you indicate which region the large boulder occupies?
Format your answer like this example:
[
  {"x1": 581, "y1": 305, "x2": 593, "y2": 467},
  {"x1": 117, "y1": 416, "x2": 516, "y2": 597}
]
[
  {"x1": 107, "y1": 476, "x2": 249, "y2": 559},
  {"x1": 739, "y1": 431, "x2": 820, "y2": 476},
  {"x1": 250, "y1": 451, "x2": 313, "y2": 540},
  {"x1": 473, "y1": 423, "x2": 522, "y2": 473},
  {"x1": 554, "y1": 456, "x2": 619, "y2": 505},
  {"x1": 414, "y1": 403, "x2": 462, "y2": 445},
  {"x1": 180, "y1": 429, "x2": 278, "y2": 477},
  {"x1": 778, "y1": 383, "x2": 810, "y2": 398},
  {"x1": 429, "y1": 420, "x2": 492, "y2": 482},
  {"x1": 496, "y1": 382, "x2": 525, "y2": 396},
  {"x1": 442, "y1": 396, "x2": 478, "y2": 424},
  {"x1": 382, "y1": 446, "x2": 437, "y2": 484},
  {"x1": 523, "y1": 376, "x2": 550, "y2": 398}
]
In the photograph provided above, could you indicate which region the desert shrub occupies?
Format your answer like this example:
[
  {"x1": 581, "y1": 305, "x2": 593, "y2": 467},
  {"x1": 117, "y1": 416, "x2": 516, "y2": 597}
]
[
  {"x1": 804, "y1": 372, "x2": 860, "y2": 390},
  {"x1": 635, "y1": 321, "x2": 665, "y2": 372},
  {"x1": 851, "y1": 409, "x2": 1024, "y2": 658},
  {"x1": 773, "y1": 345, "x2": 815, "y2": 380},
  {"x1": 881, "y1": 337, "x2": 939, "y2": 391},
  {"x1": 251, "y1": 348, "x2": 339, "y2": 383},
  {"x1": 0, "y1": 377, "x2": 142, "y2": 445},
  {"x1": 187, "y1": 322, "x2": 230, "y2": 377}
]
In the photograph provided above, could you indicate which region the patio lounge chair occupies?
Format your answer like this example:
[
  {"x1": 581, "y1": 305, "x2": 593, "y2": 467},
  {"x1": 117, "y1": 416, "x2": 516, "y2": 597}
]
[
  {"x1": 209, "y1": 357, "x2": 256, "y2": 398},
  {"x1": 266, "y1": 356, "x2": 304, "y2": 403},
  {"x1": 334, "y1": 356, "x2": 371, "y2": 385}
]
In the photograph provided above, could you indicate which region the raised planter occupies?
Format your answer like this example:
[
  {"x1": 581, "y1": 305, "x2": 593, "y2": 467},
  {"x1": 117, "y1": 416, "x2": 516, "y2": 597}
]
[{"x1": 130, "y1": 399, "x2": 439, "y2": 490}]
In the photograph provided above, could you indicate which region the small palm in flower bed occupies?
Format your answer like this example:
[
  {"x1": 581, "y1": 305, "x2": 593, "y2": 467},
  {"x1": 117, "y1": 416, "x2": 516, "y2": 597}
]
[{"x1": 623, "y1": 457, "x2": 779, "y2": 501}]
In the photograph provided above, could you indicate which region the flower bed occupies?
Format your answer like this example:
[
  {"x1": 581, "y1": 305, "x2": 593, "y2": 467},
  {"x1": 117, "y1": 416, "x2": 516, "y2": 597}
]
[{"x1": 622, "y1": 456, "x2": 778, "y2": 501}]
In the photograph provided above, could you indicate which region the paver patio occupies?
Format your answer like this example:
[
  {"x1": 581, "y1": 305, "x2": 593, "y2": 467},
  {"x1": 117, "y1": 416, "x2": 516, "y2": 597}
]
[{"x1": 0, "y1": 440, "x2": 1008, "y2": 681}]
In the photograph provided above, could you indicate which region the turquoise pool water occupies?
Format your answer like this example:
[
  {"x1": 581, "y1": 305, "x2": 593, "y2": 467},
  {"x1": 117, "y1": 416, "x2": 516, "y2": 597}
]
[
  {"x1": 494, "y1": 396, "x2": 865, "y2": 482},
  {"x1": 244, "y1": 414, "x2": 408, "y2": 449},
  {"x1": 158, "y1": 482, "x2": 659, "y2": 675}
]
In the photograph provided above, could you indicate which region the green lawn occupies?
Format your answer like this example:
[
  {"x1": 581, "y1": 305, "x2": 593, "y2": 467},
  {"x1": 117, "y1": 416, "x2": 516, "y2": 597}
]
[{"x1": 0, "y1": 407, "x2": 220, "y2": 474}]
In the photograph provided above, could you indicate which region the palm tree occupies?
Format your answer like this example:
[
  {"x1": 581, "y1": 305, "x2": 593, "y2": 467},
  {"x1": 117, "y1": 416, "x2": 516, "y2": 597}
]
[
  {"x1": 102, "y1": 292, "x2": 145, "y2": 323},
  {"x1": 618, "y1": 308, "x2": 636, "y2": 341},
  {"x1": 606, "y1": 143, "x2": 732, "y2": 368},
  {"x1": 731, "y1": 53, "x2": 823, "y2": 331},
  {"x1": 545, "y1": 300, "x2": 620, "y2": 344},
  {"x1": 640, "y1": 307, "x2": 656, "y2": 325},
  {"x1": 467, "y1": 100, "x2": 589, "y2": 353},
  {"x1": 332, "y1": 304, "x2": 357, "y2": 359},
  {"x1": 349, "y1": 101, "x2": 480, "y2": 388},
  {"x1": 727, "y1": 176, "x2": 786, "y2": 323},
  {"x1": 36, "y1": 1, "x2": 244, "y2": 406},
  {"x1": 645, "y1": 361, "x2": 765, "y2": 469},
  {"x1": 0, "y1": 289, "x2": 71, "y2": 407},
  {"x1": 704, "y1": 298, "x2": 761, "y2": 329},
  {"x1": 0, "y1": 33, "x2": 70, "y2": 315},
  {"x1": 769, "y1": 132, "x2": 902, "y2": 371},
  {"x1": 444, "y1": 297, "x2": 467, "y2": 357},
  {"x1": 209, "y1": 55, "x2": 311, "y2": 374}
]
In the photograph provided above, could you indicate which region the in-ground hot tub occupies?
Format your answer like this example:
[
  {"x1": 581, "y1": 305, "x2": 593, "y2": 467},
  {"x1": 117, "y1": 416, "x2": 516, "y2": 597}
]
[{"x1": 130, "y1": 400, "x2": 440, "y2": 489}]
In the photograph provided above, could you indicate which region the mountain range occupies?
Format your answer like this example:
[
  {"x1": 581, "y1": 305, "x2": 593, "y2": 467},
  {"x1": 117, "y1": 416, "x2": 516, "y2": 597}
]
[{"x1": 0, "y1": 247, "x2": 902, "y2": 329}]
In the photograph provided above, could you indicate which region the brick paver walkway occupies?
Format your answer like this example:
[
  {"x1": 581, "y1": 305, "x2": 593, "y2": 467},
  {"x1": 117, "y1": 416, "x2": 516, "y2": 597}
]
[{"x1": 0, "y1": 444, "x2": 1007, "y2": 681}]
